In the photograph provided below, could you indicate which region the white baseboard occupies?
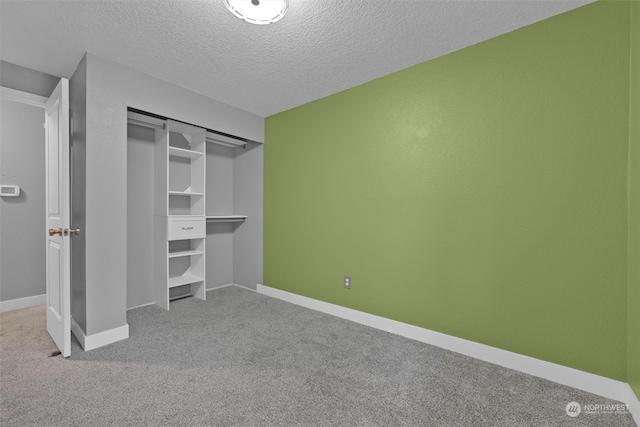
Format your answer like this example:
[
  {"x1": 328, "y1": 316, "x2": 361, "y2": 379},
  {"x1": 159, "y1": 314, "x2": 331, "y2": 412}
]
[
  {"x1": 125, "y1": 285, "x2": 237, "y2": 311},
  {"x1": 257, "y1": 284, "x2": 640, "y2": 425},
  {"x1": 207, "y1": 283, "x2": 235, "y2": 291},
  {"x1": 0, "y1": 294, "x2": 46, "y2": 313},
  {"x1": 71, "y1": 317, "x2": 129, "y2": 351},
  {"x1": 126, "y1": 301, "x2": 156, "y2": 311},
  {"x1": 626, "y1": 384, "x2": 640, "y2": 426},
  {"x1": 70, "y1": 317, "x2": 84, "y2": 347}
]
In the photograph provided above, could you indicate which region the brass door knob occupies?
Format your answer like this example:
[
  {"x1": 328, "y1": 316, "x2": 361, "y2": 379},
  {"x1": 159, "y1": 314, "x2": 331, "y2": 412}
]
[
  {"x1": 69, "y1": 228, "x2": 81, "y2": 236},
  {"x1": 48, "y1": 228, "x2": 62, "y2": 237}
]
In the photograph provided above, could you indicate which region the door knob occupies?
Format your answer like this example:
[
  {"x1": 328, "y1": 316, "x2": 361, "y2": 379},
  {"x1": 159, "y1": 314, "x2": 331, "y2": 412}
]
[
  {"x1": 48, "y1": 228, "x2": 63, "y2": 237},
  {"x1": 68, "y1": 228, "x2": 81, "y2": 236}
]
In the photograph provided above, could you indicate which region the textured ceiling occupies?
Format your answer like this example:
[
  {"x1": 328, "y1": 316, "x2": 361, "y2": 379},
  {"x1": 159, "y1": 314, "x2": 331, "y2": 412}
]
[{"x1": 0, "y1": 0, "x2": 593, "y2": 117}]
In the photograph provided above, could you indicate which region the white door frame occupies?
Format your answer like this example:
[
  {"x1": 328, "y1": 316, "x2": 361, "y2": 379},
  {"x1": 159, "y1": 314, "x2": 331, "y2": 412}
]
[{"x1": 0, "y1": 86, "x2": 48, "y2": 108}]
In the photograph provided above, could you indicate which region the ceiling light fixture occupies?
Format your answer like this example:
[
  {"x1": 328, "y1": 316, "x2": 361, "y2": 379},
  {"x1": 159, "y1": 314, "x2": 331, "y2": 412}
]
[{"x1": 224, "y1": 0, "x2": 288, "y2": 25}]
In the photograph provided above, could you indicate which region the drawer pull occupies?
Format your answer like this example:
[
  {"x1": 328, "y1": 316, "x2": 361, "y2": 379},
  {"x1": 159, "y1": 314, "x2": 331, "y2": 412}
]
[{"x1": 182, "y1": 226, "x2": 194, "y2": 230}]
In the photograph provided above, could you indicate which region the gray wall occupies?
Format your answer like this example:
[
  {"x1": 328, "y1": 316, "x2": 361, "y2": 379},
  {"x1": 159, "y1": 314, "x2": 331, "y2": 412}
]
[
  {"x1": 0, "y1": 100, "x2": 46, "y2": 301},
  {"x1": 0, "y1": 61, "x2": 59, "y2": 304},
  {"x1": 0, "y1": 61, "x2": 59, "y2": 98},
  {"x1": 79, "y1": 53, "x2": 263, "y2": 336},
  {"x1": 206, "y1": 144, "x2": 234, "y2": 289},
  {"x1": 70, "y1": 56, "x2": 87, "y2": 331}
]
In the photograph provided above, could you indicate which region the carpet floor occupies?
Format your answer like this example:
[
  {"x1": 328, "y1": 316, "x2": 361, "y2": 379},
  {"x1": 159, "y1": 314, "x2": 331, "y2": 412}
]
[{"x1": 0, "y1": 285, "x2": 636, "y2": 426}]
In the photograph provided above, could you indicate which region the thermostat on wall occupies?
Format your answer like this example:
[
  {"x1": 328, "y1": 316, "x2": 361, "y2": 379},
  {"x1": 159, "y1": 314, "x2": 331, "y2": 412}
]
[{"x1": 0, "y1": 185, "x2": 20, "y2": 197}]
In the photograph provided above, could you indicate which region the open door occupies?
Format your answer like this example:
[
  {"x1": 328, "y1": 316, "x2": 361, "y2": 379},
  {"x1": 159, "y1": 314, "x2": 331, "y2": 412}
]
[{"x1": 45, "y1": 78, "x2": 71, "y2": 357}]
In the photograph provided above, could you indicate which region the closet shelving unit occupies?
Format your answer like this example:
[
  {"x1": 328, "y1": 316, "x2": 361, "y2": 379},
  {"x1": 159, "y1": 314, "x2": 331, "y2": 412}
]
[{"x1": 154, "y1": 120, "x2": 207, "y2": 310}]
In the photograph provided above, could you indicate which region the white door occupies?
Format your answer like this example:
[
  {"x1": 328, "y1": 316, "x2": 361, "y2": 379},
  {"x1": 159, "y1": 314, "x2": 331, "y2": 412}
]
[{"x1": 45, "y1": 78, "x2": 70, "y2": 357}]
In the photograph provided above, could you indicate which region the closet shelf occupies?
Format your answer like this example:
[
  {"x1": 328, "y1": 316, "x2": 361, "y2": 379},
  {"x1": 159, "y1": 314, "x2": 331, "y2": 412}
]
[
  {"x1": 168, "y1": 146, "x2": 204, "y2": 159},
  {"x1": 206, "y1": 215, "x2": 247, "y2": 223},
  {"x1": 168, "y1": 273, "x2": 204, "y2": 288},
  {"x1": 168, "y1": 249, "x2": 205, "y2": 259}
]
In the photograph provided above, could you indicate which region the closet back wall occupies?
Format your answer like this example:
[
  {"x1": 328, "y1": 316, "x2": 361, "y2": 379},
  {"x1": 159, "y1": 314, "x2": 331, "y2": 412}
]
[
  {"x1": 127, "y1": 124, "x2": 155, "y2": 309},
  {"x1": 206, "y1": 144, "x2": 234, "y2": 289}
]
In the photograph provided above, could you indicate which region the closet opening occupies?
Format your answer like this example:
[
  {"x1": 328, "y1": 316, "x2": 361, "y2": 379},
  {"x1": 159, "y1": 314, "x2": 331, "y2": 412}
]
[{"x1": 126, "y1": 109, "x2": 263, "y2": 311}]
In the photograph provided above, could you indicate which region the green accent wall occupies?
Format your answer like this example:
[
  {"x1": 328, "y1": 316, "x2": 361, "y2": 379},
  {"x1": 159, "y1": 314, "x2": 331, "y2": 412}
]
[
  {"x1": 265, "y1": 2, "x2": 631, "y2": 381},
  {"x1": 629, "y1": 0, "x2": 640, "y2": 400}
]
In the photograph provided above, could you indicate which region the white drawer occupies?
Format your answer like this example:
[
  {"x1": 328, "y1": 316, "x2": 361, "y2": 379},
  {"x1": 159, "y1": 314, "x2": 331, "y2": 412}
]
[{"x1": 167, "y1": 217, "x2": 205, "y2": 241}]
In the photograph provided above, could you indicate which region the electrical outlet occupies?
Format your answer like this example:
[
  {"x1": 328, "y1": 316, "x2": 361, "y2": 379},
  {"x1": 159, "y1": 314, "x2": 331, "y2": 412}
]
[{"x1": 344, "y1": 276, "x2": 351, "y2": 289}]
